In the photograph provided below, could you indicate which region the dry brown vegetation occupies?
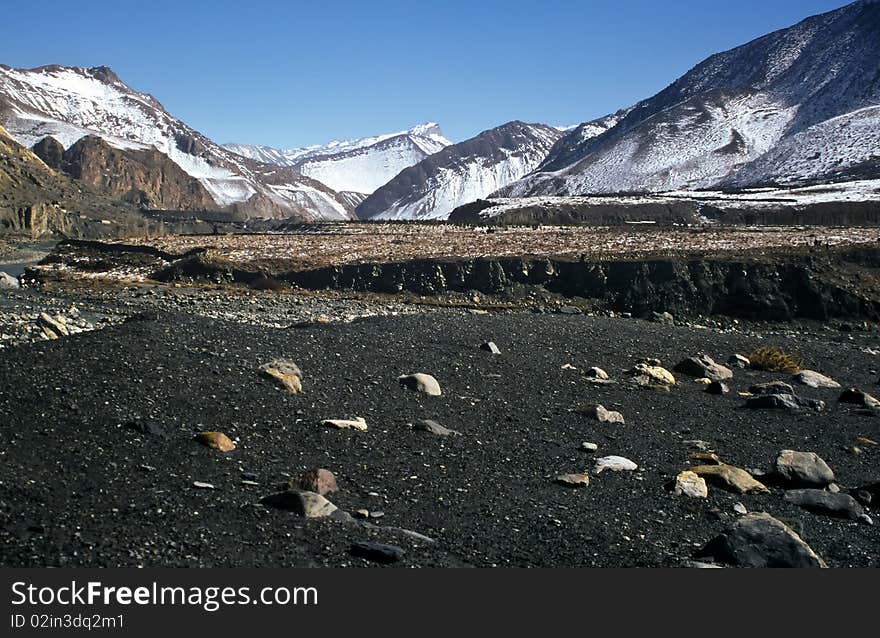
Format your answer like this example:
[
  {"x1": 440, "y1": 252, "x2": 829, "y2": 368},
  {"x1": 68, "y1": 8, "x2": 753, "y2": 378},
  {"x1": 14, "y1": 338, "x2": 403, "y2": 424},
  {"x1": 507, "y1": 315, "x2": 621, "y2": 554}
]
[{"x1": 748, "y1": 346, "x2": 803, "y2": 373}]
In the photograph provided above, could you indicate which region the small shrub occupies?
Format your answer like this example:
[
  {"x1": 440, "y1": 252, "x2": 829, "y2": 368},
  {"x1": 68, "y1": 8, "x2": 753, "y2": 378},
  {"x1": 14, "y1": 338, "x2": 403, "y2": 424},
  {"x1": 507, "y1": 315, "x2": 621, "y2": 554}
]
[{"x1": 748, "y1": 346, "x2": 802, "y2": 374}]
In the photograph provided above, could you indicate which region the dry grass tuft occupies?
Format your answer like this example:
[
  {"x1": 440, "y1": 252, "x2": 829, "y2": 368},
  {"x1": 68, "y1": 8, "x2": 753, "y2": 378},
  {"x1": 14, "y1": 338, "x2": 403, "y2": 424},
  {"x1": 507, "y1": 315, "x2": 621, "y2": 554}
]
[{"x1": 748, "y1": 346, "x2": 802, "y2": 374}]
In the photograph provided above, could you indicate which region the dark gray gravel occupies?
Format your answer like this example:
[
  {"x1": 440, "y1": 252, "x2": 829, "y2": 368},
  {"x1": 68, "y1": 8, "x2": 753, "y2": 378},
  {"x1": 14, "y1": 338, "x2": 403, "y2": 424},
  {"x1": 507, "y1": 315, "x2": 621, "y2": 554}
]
[{"x1": 0, "y1": 308, "x2": 878, "y2": 567}]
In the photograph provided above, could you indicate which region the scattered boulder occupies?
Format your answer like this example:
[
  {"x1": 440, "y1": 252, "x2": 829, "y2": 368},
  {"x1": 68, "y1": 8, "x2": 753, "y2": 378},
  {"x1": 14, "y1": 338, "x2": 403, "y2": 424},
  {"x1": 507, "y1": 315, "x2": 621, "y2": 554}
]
[
  {"x1": 783, "y1": 490, "x2": 866, "y2": 521},
  {"x1": 705, "y1": 381, "x2": 730, "y2": 396},
  {"x1": 321, "y1": 417, "x2": 368, "y2": 431},
  {"x1": 398, "y1": 373, "x2": 442, "y2": 396},
  {"x1": 792, "y1": 370, "x2": 841, "y2": 389},
  {"x1": 690, "y1": 465, "x2": 770, "y2": 495},
  {"x1": 749, "y1": 381, "x2": 795, "y2": 395},
  {"x1": 627, "y1": 363, "x2": 676, "y2": 387},
  {"x1": 194, "y1": 431, "x2": 236, "y2": 452},
  {"x1": 349, "y1": 541, "x2": 405, "y2": 564},
  {"x1": 260, "y1": 490, "x2": 338, "y2": 518},
  {"x1": 774, "y1": 450, "x2": 835, "y2": 487},
  {"x1": 674, "y1": 354, "x2": 733, "y2": 382},
  {"x1": 577, "y1": 404, "x2": 625, "y2": 425},
  {"x1": 296, "y1": 468, "x2": 338, "y2": 496},
  {"x1": 746, "y1": 394, "x2": 825, "y2": 412},
  {"x1": 585, "y1": 367, "x2": 609, "y2": 380},
  {"x1": 728, "y1": 354, "x2": 750, "y2": 369},
  {"x1": 696, "y1": 513, "x2": 826, "y2": 568},
  {"x1": 413, "y1": 419, "x2": 459, "y2": 436},
  {"x1": 259, "y1": 359, "x2": 303, "y2": 394},
  {"x1": 38, "y1": 312, "x2": 69, "y2": 339},
  {"x1": 480, "y1": 341, "x2": 501, "y2": 355},
  {"x1": 673, "y1": 471, "x2": 708, "y2": 498},
  {"x1": 593, "y1": 456, "x2": 638, "y2": 474},
  {"x1": 555, "y1": 473, "x2": 590, "y2": 488},
  {"x1": 838, "y1": 388, "x2": 880, "y2": 408},
  {"x1": 0, "y1": 272, "x2": 20, "y2": 289}
]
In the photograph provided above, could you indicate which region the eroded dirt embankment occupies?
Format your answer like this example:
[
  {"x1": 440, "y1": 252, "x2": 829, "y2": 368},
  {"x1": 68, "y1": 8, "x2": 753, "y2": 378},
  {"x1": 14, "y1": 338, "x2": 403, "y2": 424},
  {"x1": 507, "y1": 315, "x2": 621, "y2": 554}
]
[{"x1": 31, "y1": 239, "x2": 880, "y2": 322}]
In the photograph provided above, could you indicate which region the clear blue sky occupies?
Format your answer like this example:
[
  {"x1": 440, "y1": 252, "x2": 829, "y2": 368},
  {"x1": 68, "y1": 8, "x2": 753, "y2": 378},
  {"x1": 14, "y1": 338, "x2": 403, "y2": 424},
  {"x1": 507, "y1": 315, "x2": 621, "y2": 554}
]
[{"x1": 2, "y1": 0, "x2": 851, "y2": 148}]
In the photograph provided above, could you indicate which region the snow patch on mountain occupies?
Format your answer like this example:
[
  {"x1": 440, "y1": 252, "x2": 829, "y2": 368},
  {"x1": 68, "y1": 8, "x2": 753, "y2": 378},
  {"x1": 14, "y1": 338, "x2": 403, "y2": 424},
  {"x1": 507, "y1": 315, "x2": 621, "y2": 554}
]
[{"x1": 0, "y1": 65, "x2": 353, "y2": 219}]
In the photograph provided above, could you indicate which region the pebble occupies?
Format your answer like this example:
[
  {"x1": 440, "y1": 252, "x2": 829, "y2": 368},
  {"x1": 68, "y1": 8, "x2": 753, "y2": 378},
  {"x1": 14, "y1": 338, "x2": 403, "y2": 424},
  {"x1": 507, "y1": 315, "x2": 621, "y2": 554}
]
[
  {"x1": 193, "y1": 482, "x2": 215, "y2": 489},
  {"x1": 413, "y1": 419, "x2": 459, "y2": 436},
  {"x1": 322, "y1": 417, "x2": 368, "y2": 431},
  {"x1": 194, "y1": 431, "x2": 236, "y2": 452},
  {"x1": 581, "y1": 442, "x2": 599, "y2": 452},
  {"x1": 577, "y1": 404, "x2": 625, "y2": 425},
  {"x1": 593, "y1": 456, "x2": 638, "y2": 474},
  {"x1": 673, "y1": 471, "x2": 708, "y2": 498},
  {"x1": 259, "y1": 359, "x2": 303, "y2": 394},
  {"x1": 555, "y1": 473, "x2": 590, "y2": 488},
  {"x1": 398, "y1": 373, "x2": 442, "y2": 396},
  {"x1": 480, "y1": 341, "x2": 501, "y2": 355},
  {"x1": 674, "y1": 354, "x2": 734, "y2": 381},
  {"x1": 349, "y1": 541, "x2": 405, "y2": 564}
]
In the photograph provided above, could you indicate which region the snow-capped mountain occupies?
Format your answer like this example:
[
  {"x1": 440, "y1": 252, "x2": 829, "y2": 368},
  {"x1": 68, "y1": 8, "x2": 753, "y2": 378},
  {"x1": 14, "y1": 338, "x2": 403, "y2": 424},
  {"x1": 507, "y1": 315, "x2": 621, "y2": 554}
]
[
  {"x1": 224, "y1": 123, "x2": 451, "y2": 195},
  {"x1": 356, "y1": 122, "x2": 563, "y2": 220},
  {"x1": 0, "y1": 64, "x2": 354, "y2": 220},
  {"x1": 500, "y1": 0, "x2": 880, "y2": 197}
]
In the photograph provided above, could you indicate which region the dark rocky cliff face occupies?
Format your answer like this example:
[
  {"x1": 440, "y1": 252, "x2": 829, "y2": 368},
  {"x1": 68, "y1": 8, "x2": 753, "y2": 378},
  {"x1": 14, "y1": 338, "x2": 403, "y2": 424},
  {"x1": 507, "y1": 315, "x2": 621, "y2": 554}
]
[
  {"x1": 58, "y1": 136, "x2": 216, "y2": 210},
  {"x1": 31, "y1": 136, "x2": 64, "y2": 170},
  {"x1": 0, "y1": 127, "x2": 158, "y2": 239}
]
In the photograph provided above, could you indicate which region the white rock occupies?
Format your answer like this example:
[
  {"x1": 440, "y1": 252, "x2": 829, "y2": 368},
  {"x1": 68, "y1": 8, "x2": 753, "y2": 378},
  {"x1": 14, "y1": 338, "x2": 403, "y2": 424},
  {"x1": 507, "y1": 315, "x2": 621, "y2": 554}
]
[
  {"x1": 321, "y1": 417, "x2": 368, "y2": 431},
  {"x1": 593, "y1": 456, "x2": 638, "y2": 474}
]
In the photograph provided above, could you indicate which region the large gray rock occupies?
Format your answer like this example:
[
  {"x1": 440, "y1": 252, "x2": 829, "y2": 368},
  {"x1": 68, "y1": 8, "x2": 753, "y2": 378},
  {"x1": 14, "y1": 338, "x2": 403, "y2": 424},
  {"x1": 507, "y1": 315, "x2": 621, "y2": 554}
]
[
  {"x1": 697, "y1": 513, "x2": 827, "y2": 568},
  {"x1": 792, "y1": 370, "x2": 841, "y2": 389},
  {"x1": 774, "y1": 450, "x2": 835, "y2": 487},
  {"x1": 749, "y1": 381, "x2": 795, "y2": 395},
  {"x1": 783, "y1": 489, "x2": 866, "y2": 521},
  {"x1": 398, "y1": 373, "x2": 442, "y2": 396},
  {"x1": 413, "y1": 419, "x2": 459, "y2": 436},
  {"x1": 838, "y1": 388, "x2": 880, "y2": 408},
  {"x1": 0, "y1": 272, "x2": 20, "y2": 289},
  {"x1": 746, "y1": 394, "x2": 825, "y2": 412},
  {"x1": 674, "y1": 354, "x2": 734, "y2": 382}
]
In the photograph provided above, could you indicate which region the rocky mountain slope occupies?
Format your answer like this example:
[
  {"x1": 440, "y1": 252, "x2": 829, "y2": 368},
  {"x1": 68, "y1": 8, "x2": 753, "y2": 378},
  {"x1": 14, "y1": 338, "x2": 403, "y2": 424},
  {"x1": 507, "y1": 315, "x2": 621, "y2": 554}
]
[
  {"x1": 32, "y1": 134, "x2": 216, "y2": 210},
  {"x1": 356, "y1": 122, "x2": 563, "y2": 220},
  {"x1": 500, "y1": 0, "x2": 880, "y2": 197},
  {"x1": 0, "y1": 65, "x2": 354, "y2": 220},
  {"x1": 225, "y1": 123, "x2": 451, "y2": 195},
  {"x1": 0, "y1": 125, "x2": 156, "y2": 238}
]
